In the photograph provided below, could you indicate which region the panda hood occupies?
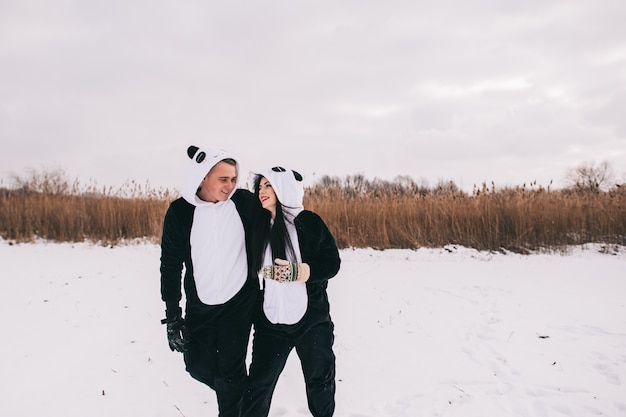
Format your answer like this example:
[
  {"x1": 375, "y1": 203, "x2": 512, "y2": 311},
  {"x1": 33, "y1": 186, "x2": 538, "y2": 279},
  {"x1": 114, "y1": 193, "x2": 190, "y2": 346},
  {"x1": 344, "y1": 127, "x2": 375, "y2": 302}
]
[
  {"x1": 257, "y1": 166, "x2": 305, "y2": 222},
  {"x1": 182, "y1": 145, "x2": 239, "y2": 207}
]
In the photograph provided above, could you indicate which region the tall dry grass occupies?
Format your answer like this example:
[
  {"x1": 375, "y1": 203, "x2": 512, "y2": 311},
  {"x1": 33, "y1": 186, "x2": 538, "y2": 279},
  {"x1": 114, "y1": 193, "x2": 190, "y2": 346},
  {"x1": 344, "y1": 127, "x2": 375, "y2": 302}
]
[
  {"x1": 1, "y1": 171, "x2": 625, "y2": 252},
  {"x1": 0, "y1": 171, "x2": 173, "y2": 244},
  {"x1": 305, "y1": 175, "x2": 626, "y2": 253}
]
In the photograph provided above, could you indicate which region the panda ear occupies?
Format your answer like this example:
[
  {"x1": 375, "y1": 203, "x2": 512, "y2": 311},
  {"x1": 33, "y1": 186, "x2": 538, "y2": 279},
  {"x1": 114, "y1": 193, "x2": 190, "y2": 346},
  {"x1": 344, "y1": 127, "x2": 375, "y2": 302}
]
[
  {"x1": 187, "y1": 146, "x2": 199, "y2": 159},
  {"x1": 292, "y1": 170, "x2": 303, "y2": 182}
]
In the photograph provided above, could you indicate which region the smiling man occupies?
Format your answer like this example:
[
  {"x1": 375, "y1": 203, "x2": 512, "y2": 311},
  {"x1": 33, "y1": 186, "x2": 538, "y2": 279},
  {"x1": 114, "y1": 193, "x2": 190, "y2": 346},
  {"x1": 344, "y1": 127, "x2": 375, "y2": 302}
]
[{"x1": 159, "y1": 145, "x2": 265, "y2": 417}]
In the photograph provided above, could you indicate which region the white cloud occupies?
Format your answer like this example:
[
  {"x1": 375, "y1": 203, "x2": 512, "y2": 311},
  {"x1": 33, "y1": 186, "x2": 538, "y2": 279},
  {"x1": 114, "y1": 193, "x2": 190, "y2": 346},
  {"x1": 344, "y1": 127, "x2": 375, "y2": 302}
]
[{"x1": 1, "y1": 0, "x2": 625, "y2": 191}]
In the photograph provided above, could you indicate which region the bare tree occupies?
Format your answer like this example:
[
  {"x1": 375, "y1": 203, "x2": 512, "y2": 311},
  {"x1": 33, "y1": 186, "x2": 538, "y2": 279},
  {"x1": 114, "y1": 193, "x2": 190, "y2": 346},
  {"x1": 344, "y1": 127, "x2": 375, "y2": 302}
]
[{"x1": 565, "y1": 160, "x2": 615, "y2": 192}]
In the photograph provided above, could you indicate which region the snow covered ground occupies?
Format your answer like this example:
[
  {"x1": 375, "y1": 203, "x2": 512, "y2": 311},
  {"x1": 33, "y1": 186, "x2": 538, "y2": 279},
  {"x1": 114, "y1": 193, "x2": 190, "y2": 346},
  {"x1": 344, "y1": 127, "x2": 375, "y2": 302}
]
[{"x1": 1, "y1": 240, "x2": 624, "y2": 417}]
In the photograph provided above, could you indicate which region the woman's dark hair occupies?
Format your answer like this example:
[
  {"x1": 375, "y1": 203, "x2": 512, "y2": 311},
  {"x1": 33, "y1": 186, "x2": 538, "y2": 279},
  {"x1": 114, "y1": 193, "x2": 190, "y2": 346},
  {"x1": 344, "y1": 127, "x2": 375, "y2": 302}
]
[{"x1": 253, "y1": 174, "x2": 297, "y2": 266}]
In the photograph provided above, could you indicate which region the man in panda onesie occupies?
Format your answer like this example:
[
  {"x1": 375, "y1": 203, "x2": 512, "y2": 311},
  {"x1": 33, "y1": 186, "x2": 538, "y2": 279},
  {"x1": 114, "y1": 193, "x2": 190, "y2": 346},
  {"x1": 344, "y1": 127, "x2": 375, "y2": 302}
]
[
  {"x1": 243, "y1": 167, "x2": 341, "y2": 417},
  {"x1": 160, "y1": 145, "x2": 264, "y2": 417}
]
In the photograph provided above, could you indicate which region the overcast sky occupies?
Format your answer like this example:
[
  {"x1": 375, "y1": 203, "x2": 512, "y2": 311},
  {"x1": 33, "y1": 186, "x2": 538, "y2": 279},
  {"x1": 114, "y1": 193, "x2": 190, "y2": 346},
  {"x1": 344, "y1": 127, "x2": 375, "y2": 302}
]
[{"x1": 1, "y1": 0, "x2": 625, "y2": 192}]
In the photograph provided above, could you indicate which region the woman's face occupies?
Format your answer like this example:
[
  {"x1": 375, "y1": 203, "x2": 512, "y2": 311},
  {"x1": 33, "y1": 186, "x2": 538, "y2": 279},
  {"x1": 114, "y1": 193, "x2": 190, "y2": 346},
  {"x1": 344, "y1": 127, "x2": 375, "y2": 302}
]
[{"x1": 258, "y1": 176, "x2": 277, "y2": 216}]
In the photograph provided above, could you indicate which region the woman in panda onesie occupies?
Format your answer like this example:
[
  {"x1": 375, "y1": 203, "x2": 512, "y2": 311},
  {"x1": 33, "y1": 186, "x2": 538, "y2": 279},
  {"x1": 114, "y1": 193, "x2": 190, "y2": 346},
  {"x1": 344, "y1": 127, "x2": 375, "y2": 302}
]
[
  {"x1": 243, "y1": 167, "x2": 341, "y2": 417},
  {"x1": 160, "y1": 146, "x2": 264, "y2": 417}
]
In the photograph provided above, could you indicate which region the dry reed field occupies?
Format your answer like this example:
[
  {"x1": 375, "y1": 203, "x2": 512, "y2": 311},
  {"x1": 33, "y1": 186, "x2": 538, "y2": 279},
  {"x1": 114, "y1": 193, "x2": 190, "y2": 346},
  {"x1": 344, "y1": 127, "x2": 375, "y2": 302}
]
[
  {"x1": 0, "y1": 171, "x2": 172, "y2": 245},
  {"x1": 1, "y1": 171, "x2": 625, "y2": 252},
  {"x1": 306, "y1": 176, "x2": 626, "y2": 252}
]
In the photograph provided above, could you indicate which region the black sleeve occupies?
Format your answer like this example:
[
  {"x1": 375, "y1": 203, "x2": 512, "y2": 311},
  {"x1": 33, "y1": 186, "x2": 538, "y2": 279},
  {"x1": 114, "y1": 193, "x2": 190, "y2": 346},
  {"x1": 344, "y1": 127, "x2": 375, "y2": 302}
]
[
  {"x1": 159, "y1": 198, "x2": 192, "y2": 315},
  {"x1": 232, "y1": 189, "x2": 271, "y2": 275},
  {"x1": 297, "y1": 211, "x2": 341, "y2": 283}
]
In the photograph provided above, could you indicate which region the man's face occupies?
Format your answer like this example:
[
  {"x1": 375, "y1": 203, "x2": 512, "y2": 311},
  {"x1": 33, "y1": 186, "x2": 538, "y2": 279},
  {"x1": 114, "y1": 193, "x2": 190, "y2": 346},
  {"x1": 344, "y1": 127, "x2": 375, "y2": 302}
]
[{"x1": 198, "y1": 161, "x2": 237, "y2": 202}]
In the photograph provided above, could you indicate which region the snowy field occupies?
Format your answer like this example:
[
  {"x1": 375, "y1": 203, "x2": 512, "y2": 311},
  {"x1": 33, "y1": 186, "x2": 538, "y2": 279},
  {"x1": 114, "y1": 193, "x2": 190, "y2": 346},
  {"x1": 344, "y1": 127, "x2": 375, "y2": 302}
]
[{"x1": 0, "y1": 240, "x2": 625, "y2": 417}]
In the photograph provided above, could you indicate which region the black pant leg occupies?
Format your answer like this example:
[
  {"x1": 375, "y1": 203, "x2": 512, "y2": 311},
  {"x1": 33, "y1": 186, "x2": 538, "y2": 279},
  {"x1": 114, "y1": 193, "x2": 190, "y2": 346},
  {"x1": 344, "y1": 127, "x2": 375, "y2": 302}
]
[
  {"x1": 185, "y1": 280, "x2": 259, "y2": 417},
  {"x1": 295, "y1": 321, "x2": 336, "y2": 417},
  {"x1": 184, "y1": 323, "x2": 218, "y2": 389},
  {"x1": 214, "y1": 281, "x2": 257, "y2": 417},
  {"x1": 242, "y1": 327, "x2": 293, "y2": 417}
]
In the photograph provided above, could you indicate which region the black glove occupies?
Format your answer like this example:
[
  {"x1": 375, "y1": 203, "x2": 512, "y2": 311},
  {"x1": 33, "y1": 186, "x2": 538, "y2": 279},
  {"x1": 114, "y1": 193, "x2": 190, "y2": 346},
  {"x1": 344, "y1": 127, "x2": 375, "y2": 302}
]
[{"x1": 161, "y1": 310, "x2": 187, "y2": 353}]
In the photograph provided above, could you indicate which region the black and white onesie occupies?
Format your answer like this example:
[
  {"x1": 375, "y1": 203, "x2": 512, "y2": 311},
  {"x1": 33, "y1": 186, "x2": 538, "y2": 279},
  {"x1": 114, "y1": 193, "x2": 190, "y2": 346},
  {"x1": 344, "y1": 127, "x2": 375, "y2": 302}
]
[
  {"x1": 243, "y1": 167, "x2": 341, "y2": 417},
  {"x1": 160, "y1": 145, "x2": 262, "y2": 417}
]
